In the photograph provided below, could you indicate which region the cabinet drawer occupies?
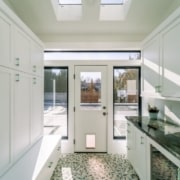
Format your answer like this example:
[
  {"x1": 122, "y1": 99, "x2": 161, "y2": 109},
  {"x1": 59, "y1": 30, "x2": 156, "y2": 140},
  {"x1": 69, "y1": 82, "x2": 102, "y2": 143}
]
[{"x1": 36, "y1": 143, "x2": 61, "y2": 180}]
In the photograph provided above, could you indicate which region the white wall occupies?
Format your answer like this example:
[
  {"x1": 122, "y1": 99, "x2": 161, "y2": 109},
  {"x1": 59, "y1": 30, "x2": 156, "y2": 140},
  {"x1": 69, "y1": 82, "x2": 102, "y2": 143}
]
[
  {"x1": 43, "y1": 40, "x2": 142, "y2": 51},
  {"x1": 44, "y1": 60, "x2": 141, "y2": 154}
]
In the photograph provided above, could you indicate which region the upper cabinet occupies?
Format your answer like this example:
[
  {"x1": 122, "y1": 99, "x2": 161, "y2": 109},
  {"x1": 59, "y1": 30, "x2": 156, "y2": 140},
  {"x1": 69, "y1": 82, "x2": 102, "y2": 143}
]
[
  {"x1": 0, "y1": 1, "x2": 44, "y2": 176},
  {"x1": 161, "y1": 18, "x2": 180, "y2": 98},
  {"x1": 14, "y1": 27, "x2": 31, "y2": 73},
  {"x1": 0, "y1": 12, "x2": 12, "y2": 67},
  {"x1": 142, "y1": 35, "x2": 161, "y2": 95},
  {"x1": 31, "y1": 41, "x2": 44, "y2": 77},
  {"x1": 142, "y1": 8, "x2": 180, "y2": 100}
]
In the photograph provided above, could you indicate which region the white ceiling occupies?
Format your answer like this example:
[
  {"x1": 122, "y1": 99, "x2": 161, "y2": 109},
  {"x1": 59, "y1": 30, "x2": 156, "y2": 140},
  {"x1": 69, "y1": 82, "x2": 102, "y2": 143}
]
[{"x1": 3, "y1": 0, "x2": 180, "y2": 48}]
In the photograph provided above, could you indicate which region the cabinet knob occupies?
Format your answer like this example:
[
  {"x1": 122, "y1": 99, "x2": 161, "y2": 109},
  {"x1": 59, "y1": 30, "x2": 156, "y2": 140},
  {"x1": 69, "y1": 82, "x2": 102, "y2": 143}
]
[
  {"x1": 57, "y1": 146, "x2": 61, "y2": 151},
  {"x1": 48, "y1": 162, "x2": 53, "y2": 168}
]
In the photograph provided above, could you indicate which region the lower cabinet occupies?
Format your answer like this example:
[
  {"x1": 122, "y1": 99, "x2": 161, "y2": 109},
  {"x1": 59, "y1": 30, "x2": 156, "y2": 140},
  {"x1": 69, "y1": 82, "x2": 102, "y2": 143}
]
[
  {"x1": 0, "y1": 67, "x2": 43, "y2": 176},
  {"x1": 1, "y1": 135, "x2": 61, "y2": 180},
  {"x1": 0, "y1": 67, "x2": 11, "y2": 175},
  {"x1": 33, "y1": 135, "x2": 61, "y2": 180},
  {"x1": 31, "y1": 76, "x2": 43, "y2": 144},
  {"x1": 127, "y1": 121, "x2": 135, "y2": 166},
  {"x1": 127, "y1": 122, "x2": 147, "y2": 180},
  {"x1": 134, "y1": 127, "x2": 147, "y2": 180},
  {"x1": 13, "y1": 71, "x2": 31, "y2": 161}
]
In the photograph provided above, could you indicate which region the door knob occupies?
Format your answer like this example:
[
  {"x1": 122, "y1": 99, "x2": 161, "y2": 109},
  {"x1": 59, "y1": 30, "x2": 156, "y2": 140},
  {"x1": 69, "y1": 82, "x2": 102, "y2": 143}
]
[
  {"x1": 102, "y1": 106, "x2": 106, "y2": 109},
  {"x1": 103, "y1": 112, "x2": 107, "y2": 116}
]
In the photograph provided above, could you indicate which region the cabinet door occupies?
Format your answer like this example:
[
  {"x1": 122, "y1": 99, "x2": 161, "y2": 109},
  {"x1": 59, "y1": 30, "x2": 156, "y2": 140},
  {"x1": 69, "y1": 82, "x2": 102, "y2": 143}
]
[
  {"x1": 13, "y1": 72, "x2": 31, "y2": 160},
  {"x1": 142, "y1": 36, "x2": 161, "y2": 94},
  {"x1": 0, "y1": 67, "x2": 11, "y2": 175},
  {"x1": 162, "y1": 18, "x2": 180, "y2": 97},
  {"x1": 31, "y1": 42, "x2": 43, "y2": 77},
  {"x1": 127, "y1": 122, "x2": 135, "y2": 166},
  {"x1": 0, "y1": 13, "x2": 12, "y2": 67},
  {"x1": 135, "y1": 128, "x2": 147, "y2": 180},
  {"x1": 31, "y1": 76, "x2": 43, "y2": 143},
  {"x1": 14, "y1": 28, "x2": 30, "y2": 73}
]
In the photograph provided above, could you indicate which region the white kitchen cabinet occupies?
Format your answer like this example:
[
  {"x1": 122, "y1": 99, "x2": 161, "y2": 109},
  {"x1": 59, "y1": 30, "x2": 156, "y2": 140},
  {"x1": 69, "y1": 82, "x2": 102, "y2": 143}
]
[
  {"x1": 13, "y1": 72, "x2": 31, "y2": 161},
  {"x1": 0, "y1": 1, "x2": 44, "y2": 177},
  {"x1": 142, "y1": 35, "x2": 161, "y2": 96},
  {"x1": 161, "y1": 18, "x2": 180, "y2": 98},
  {"x1": 31, "y1": 76, "x2": 43, "y2": 144},
  {"x1": 1, "y1": 135, "x2": 61, "y2": 180},
  {"x1": 13, "y1": 27, "x2": 31, "y2": 73},
  {"x1": 127, "y1": 121, "x2": 135, "y2": 167},
  {"x1": 31, "y1": 41, "x2": 44, "y2": 77},
  {"x1": 0, "y1": 67, "x2": 12, "y2": 175},
  {"x1": 0, "y1": 12, "x2": 12, "y2": 67},
  {"x1": 134, "y1": 127, "x2": 147, "y2": 180},
  {"x1": 127, "y1": 122, "x2": 147, "y2": 180},
  {"x1": 35, "y1": 136, "x2": 61, "y2": 180}
]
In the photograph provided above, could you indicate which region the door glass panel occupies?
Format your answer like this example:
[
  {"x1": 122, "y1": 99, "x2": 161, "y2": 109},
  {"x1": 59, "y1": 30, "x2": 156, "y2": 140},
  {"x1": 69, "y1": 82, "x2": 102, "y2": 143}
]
[
  {"x1": 113, "y1": 67, "x2": 140, "y2": 139},
  {"x1": 44, "y1": 67, "x2": 68, "y2": 139},
  {"x1": 80, "y1": 72, "x2": 101, "y2": 110}
]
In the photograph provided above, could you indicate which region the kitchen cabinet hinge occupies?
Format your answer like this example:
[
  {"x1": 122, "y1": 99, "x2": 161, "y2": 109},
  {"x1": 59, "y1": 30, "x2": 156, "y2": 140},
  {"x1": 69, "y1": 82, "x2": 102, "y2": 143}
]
[
  {"x1": 73, "y1": 139, "x2": 75, "y2": 144},
  {"x1": 73, "y1": 74, "x2": 75, "y2": 79},
  {"x1": 74, "y1": 106, "x2": 75, "y2": 112}
]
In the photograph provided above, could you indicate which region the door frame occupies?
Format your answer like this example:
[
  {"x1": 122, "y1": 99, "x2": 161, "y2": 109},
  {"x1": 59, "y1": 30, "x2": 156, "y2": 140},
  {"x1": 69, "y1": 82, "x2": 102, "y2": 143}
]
[{"x1": 44, "y1": 59, "x2": 141, "y2": 154}]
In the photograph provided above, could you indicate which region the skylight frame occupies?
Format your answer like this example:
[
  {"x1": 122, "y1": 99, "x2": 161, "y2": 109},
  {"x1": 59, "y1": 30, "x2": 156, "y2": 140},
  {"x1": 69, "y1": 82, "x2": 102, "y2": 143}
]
[
  {"x1": 101, "y1": 0, "x2": 124, "y2": 5},
  {"x1": 58, "y1": 0, "x2": 82, "y2": 5}
]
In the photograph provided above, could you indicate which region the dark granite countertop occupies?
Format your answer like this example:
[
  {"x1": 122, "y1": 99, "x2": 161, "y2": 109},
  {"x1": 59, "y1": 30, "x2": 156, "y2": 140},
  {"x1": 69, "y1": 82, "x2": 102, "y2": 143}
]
[{"x1": 126, "y1": 116, "x2": 180, "y2": 161}]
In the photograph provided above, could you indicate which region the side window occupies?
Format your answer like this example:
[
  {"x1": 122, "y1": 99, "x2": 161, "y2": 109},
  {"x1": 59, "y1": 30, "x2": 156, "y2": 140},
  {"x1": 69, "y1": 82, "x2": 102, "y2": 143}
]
[
  {"x1": 44, "y1": 67, "x2": 68, "y2": 139},
  {"x1": 113, "y1": 67, "x2": 141, "y2": 139}
]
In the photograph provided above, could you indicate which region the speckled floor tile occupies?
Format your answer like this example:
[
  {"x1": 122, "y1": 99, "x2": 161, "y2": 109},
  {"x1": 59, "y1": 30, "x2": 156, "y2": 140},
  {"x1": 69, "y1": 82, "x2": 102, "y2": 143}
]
[{"x1": 51, "y1": 153, "x2": 139, "y2": 180}]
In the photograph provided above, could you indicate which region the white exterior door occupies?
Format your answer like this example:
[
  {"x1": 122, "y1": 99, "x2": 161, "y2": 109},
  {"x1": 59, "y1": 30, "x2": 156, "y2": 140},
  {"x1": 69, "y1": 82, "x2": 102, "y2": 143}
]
[{"x1": 74, "y1": 66, "x2": 107, "y2": 152}]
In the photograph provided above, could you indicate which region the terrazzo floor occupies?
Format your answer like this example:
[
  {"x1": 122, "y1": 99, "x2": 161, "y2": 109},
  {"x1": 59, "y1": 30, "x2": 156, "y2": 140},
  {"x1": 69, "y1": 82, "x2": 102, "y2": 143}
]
[{"x1": 50, "y1": 153, "x2": 139, "y2": 180}]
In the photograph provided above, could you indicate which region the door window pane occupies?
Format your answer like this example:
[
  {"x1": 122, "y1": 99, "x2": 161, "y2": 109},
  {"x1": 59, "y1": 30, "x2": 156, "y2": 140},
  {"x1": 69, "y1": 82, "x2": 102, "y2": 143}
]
[
  {"x1": 44, "y1": 67, "x2": 68, "y2": 139},
  {"x1": 80, "y1": 72, "x2": 101, "y2": 110},
  {"x1": 113, "y1": 67, "x2": 140, "y2": 139}
]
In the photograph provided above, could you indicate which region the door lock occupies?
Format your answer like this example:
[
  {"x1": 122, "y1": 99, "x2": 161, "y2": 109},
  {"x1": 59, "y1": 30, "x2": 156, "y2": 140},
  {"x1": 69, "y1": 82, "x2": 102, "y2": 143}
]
[{"x1": 103, "y1": 112, "x2": 107, "y2": 116}]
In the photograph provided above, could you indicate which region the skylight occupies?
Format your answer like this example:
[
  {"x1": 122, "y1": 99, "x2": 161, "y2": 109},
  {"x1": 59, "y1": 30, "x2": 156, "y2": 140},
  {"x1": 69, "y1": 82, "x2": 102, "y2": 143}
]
[
  {"x1": 58, "y1": 0, "x2": 82, "y2": 5},
  {"x1": 101, "y1": 0, "x2": 124, "y2": 5}
]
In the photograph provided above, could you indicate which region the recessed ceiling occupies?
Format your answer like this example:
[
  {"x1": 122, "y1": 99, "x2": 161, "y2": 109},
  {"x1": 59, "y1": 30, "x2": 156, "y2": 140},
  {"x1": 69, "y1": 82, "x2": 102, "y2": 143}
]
[{"x1": 3, "y1": 0, "x2": 179, "y2": 46}]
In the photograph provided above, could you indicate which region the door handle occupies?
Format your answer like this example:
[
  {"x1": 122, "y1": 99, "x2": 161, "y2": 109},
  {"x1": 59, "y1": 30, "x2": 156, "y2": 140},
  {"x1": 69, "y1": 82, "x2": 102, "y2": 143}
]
[{"x1": 103, "y1": 112, "x2": 107, "y2": 116}]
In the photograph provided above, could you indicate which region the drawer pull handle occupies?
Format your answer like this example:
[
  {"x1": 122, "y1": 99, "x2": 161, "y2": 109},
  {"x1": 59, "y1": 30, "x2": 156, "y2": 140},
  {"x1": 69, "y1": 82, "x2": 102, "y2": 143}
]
[
  {"x1": 15, "y1": 58, "x2": 20, "y2": 66},
  {"x1": 48, "y1": 162, "x2": 53, "y2": 168},
  {"x1": 33, "y1": 77, "x2": 36, "y2": 84},
  {"x1": 15, "y1": 74, "x2": 20, "y2": 82},
  {"x1": 140, "y1": 136, "x2": 144, "y2": 144},
  {"x1": 33, "y1": 65, "x2": 36, "y2": 72}
]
